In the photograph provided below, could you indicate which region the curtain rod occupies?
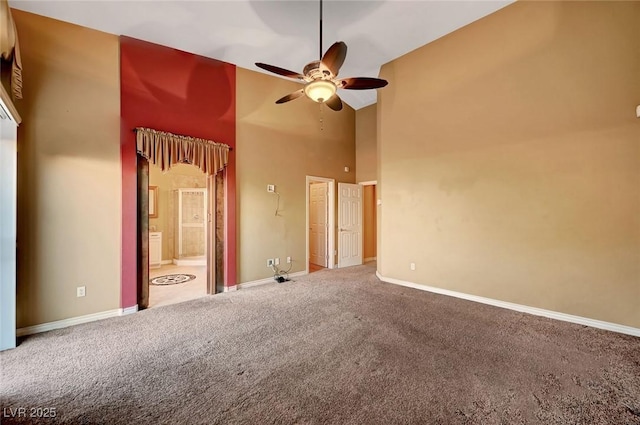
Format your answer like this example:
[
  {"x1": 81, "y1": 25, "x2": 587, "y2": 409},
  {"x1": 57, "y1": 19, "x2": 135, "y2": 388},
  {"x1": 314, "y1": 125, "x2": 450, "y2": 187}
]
[{"x1": 132, "y1": 128, "x2": 233, "y2": 151}]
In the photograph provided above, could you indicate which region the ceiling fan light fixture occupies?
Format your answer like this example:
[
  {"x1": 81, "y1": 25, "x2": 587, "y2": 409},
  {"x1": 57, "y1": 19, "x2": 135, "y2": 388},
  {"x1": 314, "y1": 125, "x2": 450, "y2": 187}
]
[
  {"x1": 304, "y1": 80, "x2": 336, "y2": 103},
  {"x1": 256, "y1": 0, "x2": 387, "y2": 109}
]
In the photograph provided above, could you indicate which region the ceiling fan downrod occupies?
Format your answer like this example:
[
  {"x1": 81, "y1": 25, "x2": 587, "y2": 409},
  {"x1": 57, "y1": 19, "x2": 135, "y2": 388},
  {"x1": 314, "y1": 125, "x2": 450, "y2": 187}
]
[{"x1": 319, "y1": 0, "x2": 323, "y2": 61}]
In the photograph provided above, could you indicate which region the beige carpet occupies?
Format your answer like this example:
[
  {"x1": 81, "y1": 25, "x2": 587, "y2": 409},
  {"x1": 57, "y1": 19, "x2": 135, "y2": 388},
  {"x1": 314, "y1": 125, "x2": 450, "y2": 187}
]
[{"x1": 2, "y1": 263, "x2": 639, "y2": 424}]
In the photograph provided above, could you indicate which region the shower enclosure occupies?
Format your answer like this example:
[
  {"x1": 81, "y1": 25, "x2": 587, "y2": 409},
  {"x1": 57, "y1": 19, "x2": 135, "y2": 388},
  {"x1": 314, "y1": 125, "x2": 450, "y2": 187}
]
[{"x1": 173, "y1": 188, "x2": 207, "y2": 266}]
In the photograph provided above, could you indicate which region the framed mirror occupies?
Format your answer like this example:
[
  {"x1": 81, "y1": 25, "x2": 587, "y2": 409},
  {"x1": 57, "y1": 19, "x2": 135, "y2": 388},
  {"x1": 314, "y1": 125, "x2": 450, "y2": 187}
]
[{"x1": 149, "y1": 186, "x2": 158, "y2": 218}]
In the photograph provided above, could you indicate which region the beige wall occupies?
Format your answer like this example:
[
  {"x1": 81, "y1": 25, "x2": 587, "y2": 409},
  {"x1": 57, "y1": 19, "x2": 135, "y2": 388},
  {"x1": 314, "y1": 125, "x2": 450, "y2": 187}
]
[
  {"x1": 363, "y1": 185, "x2": 376, "y2": 260},
  {"x1": 355, "y1": 104, "x2": 377, "y2": 183},
  {"x1": 13, "y1": 11, "x2": 121, "y2": 328},
  {"x1": 378, "y1": 1, "x2": 640, "y2": 328},
  {"x1": 236, "y1": 68, "x2": 356, "y2": 283},
  {"x1": 149, "y1": 164, "x2": 206, "y2": 262}
]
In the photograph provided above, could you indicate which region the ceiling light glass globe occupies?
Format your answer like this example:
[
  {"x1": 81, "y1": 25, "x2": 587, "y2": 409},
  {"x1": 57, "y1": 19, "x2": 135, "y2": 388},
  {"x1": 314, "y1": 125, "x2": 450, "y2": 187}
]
[{"x1": 304, "y1": 80, "x2": 336, "y2": 103}]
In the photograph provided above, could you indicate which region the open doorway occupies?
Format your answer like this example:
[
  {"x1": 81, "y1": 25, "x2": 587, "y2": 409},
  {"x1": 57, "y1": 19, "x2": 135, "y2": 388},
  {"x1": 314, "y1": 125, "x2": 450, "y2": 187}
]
[
  {"x1": 137, "y1": 159, "x2": 224, "y2": 309},
  {"x1": 147, "y1": 164, "x2": 207, "y2": 308},
  {"x1": 361, "y1": 181, "x2": 377, "y2": 263},
  {"x1": 306, "y1": 176, "x2": 335, "y2": 274}
]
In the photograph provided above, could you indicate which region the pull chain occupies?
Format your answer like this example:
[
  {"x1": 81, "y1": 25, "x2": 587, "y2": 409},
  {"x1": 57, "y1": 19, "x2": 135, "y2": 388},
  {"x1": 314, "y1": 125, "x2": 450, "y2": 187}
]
[{"x1": 319, "y1": 103, "x2": 324, "y2": 131}]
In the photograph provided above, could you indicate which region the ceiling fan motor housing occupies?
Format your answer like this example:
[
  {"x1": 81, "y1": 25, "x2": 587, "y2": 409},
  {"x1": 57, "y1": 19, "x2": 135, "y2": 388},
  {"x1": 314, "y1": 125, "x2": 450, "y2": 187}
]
[{"x1": 304, "y1": 60, "x2": 332, "y2": 80}]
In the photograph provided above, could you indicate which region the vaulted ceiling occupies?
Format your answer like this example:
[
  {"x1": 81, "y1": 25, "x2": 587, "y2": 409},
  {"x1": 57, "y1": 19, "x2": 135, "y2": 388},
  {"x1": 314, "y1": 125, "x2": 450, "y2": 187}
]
[{"x1": 11, "y1": 0, "x2": 513, "y2": 109}]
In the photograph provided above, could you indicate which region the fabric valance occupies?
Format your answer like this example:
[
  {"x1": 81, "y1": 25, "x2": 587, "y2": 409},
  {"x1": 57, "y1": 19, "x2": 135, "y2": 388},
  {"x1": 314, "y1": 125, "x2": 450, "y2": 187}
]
[
  {"x1": 135, "y1": 127, "x2": 230, "y2": 176},
  {"x1": 0, "y1": 0, "x2": 23, "y2": 99}
]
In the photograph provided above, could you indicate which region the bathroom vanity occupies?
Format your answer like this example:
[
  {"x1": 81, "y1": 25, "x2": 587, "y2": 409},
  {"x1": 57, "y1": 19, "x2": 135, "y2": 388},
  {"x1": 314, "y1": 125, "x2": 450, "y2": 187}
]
[{"x1": 149, "y1": 232, "x2": 162, "y2": 269}]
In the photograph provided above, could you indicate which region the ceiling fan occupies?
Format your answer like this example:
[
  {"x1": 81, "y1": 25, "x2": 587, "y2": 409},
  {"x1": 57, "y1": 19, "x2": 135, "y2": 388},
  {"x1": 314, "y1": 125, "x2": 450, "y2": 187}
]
[{"x1": 255, "y1": 0, "x2": 388, "y2": 111}]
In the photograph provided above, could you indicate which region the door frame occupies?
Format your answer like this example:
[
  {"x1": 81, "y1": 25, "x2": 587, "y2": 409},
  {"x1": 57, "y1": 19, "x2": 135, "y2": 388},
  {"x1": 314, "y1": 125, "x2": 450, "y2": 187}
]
[
  {"x1": 359, "y1": 180, "x2": 377, "y2": 186},
  {"x1": 137, "y1": 161, "x2": 221, "y2": 310},
  {"x1": 206, "y1": 174, "x2": 215, "y2": 295},
  {"x1": 359, "y1": 180, "x2": 377, "y2": 263},
  {"x1": 306, "y1": 176, "x2": 335, "y2": 273},
  {"x1": 0, "y1": 90, "x2": 20, "y2": 350}
]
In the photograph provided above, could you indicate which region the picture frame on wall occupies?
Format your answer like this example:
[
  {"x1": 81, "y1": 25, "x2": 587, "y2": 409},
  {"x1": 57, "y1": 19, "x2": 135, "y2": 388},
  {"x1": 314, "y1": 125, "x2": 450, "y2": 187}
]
[{"x1": 149, "y1": 186, "x2": 158, "y2": 218}]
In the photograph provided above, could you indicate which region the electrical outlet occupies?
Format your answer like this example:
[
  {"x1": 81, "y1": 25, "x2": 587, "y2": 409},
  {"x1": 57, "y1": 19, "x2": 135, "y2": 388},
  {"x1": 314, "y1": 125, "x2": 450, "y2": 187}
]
[
  {"x1": 287, "y1": 256, "x2": 291, "y2": 264},
  {"x1": 275, "y1": 258, "x2": 280, "y2": 266},
  {"x1": 267, "y1": 259, "x2": 274, "y2": 267},
  {"x1": 267, "y1": 184, "x2": 275, "y2": 193},
  {"x1": 77, "y1": 286, "x2": 86, "y2": 297},
  {"x1": 410, "y1": 262, "x2": 416, "y2": 271}
]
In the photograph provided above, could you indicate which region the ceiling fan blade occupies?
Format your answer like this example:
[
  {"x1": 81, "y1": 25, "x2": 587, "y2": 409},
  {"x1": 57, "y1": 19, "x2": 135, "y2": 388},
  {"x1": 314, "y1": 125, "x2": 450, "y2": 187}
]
[
  {"x1": 320, "y1": 41, "x2": 347, "y2": 77},
  {"x1": 340, "y1": 77, "x2": 388, "y2": 90},
  {"x1": 255, "y1": 63, "x2": 305, "y2": 80},
  {"x1": 325, "y1": 94, "x2": 343, "y2": 111},
  {"x1": 275, "y1": 89, "x2": 305, "y2": 104}
]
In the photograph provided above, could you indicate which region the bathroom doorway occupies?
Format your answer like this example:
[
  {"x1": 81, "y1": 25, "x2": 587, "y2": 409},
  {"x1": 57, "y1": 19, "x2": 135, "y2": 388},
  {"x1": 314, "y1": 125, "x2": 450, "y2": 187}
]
[
  {"x1": 137, "y1": 159, "x2": 224, "y2": 309},
  {"x1": 147, "y1": 163, "x2": 206, "y2": 308}
]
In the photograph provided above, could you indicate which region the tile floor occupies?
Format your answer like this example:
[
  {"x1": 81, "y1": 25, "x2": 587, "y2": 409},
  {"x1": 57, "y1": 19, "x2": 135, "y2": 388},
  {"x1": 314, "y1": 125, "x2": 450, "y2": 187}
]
[{"x1": 149, "y1": 264, "x2": 207, "y2": 308}]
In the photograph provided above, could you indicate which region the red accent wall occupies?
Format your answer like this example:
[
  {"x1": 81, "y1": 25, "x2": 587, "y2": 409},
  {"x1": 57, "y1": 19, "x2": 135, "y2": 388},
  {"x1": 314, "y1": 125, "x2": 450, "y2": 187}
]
[{"x1": 120, "y1": 36, "x2": 236, "y2": 308}]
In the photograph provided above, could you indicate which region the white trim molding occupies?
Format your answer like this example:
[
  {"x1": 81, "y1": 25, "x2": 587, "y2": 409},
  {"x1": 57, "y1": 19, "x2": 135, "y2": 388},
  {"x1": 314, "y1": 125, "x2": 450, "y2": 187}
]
[
  {"x1": 0, "y1": 83, "x2": 21, "y2": 124},
  {"x1": 238, "y1": 271, "x2": 308, "y2": 290},
  {"x1": 223, "y1": 285, "x2": 238, "y2": 293},
  {"x1": 17, "y1": 309, "x2": 121, "y2": 337},
  {"x1": 376, "y1": 272, "x2": 640, "y2": 338},
  {"x1": 173, "y1": 258, "x2": 206, "y2": 266},
  {"x1": 17, "y1": 306, "x2": 140, "y2": 337},
  {"x1": 121, "y1": 305, "x2": 138, "y2": 315},
  {"x1": 358, "y1": 180, "x2": 377, "y2": 186},
  {"x1": 364, "y1": 257, "x2": 377, "y2": 263}
]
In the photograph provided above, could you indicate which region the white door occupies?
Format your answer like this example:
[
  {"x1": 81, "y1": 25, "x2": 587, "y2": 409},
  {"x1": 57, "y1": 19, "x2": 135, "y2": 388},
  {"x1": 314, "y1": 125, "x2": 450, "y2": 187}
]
[
  {"x1": 309, "y1": 182, "x2": 328, "y2": 267},
  {"x1": 338, "y1": 183, "x2": 363, "y2": 268}
]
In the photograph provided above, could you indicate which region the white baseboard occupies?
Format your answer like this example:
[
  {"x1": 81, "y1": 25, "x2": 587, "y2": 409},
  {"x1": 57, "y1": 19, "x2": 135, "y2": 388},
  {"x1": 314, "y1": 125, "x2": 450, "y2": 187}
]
[
  {"x1": 376, "y1": 272, "x2": 640, "y2": 338},
  {"x1": 364, "y1": 257, "x2": 377, "y2": 263},
  {"x1": 223, "y1": 285, "x2": 237, "y2": 292},
  {"x1": 17, "y1": 309, "x2": 121, "y2": 337},
  {"x1": 161, "y1": 260, "x2": 172, "y2": 265},
  {"x1": 17, "y1": 305, "x2": 140, "y2": 337},
  {"x1": 173, "y1": 258, "x2": 206, "y2": 266},
  {"x1": 120, "y1": 305, "x2": 138, "y2": 315},
  {"x1": 238, "y1": 277, "x2": 277, "y2": 289},
  {"x1": 238, "y1": 271, "x2": 307, "y2": 290}
]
